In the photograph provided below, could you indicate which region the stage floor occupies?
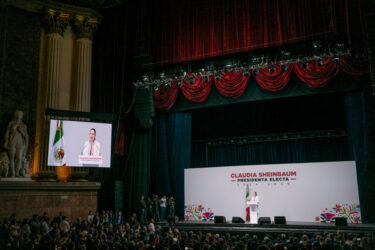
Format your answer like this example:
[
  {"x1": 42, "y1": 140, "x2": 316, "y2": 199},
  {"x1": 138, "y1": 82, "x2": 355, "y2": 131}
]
[{"x1": 162, "y1": 220, "x2": 375, "y2": 235}]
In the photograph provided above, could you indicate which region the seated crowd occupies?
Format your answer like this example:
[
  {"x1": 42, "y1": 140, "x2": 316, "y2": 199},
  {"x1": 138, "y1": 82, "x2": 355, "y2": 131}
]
[{"x1": 0, "y1": 211, "x2": 374, "y2": 249}]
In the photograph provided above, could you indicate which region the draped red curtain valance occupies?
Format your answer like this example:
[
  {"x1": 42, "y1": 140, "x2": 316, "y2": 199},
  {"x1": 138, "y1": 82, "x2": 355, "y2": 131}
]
[{"x1": 154, "y1": 57, "x2": 369, "y2": 110}]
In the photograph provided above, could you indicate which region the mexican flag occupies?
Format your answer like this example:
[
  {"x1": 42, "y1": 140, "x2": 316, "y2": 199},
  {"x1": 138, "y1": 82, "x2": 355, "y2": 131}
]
[
  {"x1": 53, "y1": 120, "x2": 66, "y2": 166},
  {"x1": 246, "y1": 184, "x2": 250, "y2": 221}
]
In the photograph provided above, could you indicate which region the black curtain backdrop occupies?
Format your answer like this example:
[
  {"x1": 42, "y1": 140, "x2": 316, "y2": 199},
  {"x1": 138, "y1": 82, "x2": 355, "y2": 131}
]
[
  {"x1": 344, "y1": 91, "x2": 375, "y2": 224},
  {"x1": 192, "y1": 138, "x2": 351, "y2": 168},
  {"x1": 150, "y1": 112, "x2": 192, "y2": 218},
  {"x1": 191, "y1": 94, "x2": 351, "y2": 167}
]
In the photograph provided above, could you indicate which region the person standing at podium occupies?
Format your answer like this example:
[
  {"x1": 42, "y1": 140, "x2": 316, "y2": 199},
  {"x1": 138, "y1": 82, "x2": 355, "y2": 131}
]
[{"x1": 250, "y1": 192, "x2": 259, "y2": 204}]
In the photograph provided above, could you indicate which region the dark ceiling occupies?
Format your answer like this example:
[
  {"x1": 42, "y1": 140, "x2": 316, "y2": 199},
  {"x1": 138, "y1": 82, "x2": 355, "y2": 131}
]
[{"x1": 55, "y1": 0, "x2": 122, "y2": 10}]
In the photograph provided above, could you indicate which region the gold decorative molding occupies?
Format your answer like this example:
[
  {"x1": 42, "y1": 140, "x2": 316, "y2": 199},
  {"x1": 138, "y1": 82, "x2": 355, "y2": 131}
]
[
  {"x1": 9, "y1": 0, "x2": 102, "y2": 37},
  {"x1": 42, "y1": 9, "x2": 70, "y2": 36},
  {"x1": 72, "y1": 15, "x2": 99, "y2": 40}
]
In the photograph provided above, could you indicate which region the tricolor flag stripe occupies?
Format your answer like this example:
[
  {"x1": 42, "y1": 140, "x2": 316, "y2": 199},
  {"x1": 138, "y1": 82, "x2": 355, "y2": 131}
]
[
  {"x1": 52, "y1": 120, "x2": 66, "y2": 166},
  {"x1": 53, "y1": 120, "x2": 64, "y2": 145}
]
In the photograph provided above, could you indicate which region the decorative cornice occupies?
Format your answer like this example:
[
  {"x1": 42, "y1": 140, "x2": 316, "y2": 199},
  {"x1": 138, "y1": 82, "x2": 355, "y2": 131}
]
[
  {"x1": 19, "y1": 0, "x2": 103, "y2": 39},
  {"x1": 8, "y1": 0, "x2": 102, "y2": 25},
  {"x1": 42, "y1": 9, "x2": 69, "y2": 36},
  {"x1": 72, "y1": 15, "x2": 98, "y2": 40}
]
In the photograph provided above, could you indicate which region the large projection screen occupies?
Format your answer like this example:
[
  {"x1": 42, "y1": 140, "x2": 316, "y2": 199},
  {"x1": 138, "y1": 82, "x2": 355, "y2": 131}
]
[
  {"x1": 185, "y1": 161, "x2": 361, "y2": 223},
  {"x1": 47, "y1": 119, "x2": 112, "y2": 168}
]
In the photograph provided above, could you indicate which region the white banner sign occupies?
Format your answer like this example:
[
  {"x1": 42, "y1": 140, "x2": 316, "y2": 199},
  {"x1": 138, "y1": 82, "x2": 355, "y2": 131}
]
[{"x1": 184, "y1": 161, "x2": 361, "y2": 223}]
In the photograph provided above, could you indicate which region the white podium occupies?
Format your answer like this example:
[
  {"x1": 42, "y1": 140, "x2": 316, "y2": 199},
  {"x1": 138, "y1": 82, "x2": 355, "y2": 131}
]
[{"x1": 249, "y1": 201, "x2": 258, "y2": 224}]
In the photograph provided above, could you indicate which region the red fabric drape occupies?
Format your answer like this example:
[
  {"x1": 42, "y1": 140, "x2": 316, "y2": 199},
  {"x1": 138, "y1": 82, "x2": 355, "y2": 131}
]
[
  {"x1": 180, "y1": 76, "x2": 213, "y2": 103},
  {"x1": 214, "y1": 71, "x2": 250, "y2": 98},
  {"x1": 293, "y1": 58, "x2": 339, "y2": 88},
  {"x1": 255, "y1": 65, "x2": 293, "y2": 92},
  {"x1": 154, "y1": 57, "x2": 370, "y2": 109},
  {"x1": 153, "y1": 82, "x2": 179, "y2": 110},
  {"x1": 340, "y1": 55, "x2": 370, "y2": 81},
  {"x1": 128, "y1": 0, "x2": 365, "y2": 65}
]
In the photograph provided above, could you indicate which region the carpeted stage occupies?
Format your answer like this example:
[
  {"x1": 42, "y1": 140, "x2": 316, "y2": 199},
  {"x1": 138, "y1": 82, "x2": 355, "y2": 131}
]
[{"x1": 157, "y1": 220, "x2": 375, "y2": 236}]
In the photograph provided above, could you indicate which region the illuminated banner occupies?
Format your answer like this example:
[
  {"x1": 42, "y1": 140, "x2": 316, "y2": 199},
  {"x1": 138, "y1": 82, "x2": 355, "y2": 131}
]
[{"x1": 184, "y1": 161, "x2": 361, "y2": 223}]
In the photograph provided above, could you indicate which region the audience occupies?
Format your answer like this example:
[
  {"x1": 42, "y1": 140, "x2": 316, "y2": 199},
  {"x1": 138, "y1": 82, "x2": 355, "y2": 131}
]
[{"x1": 0, "y1": 211, "x2": 374, "y2": 249}]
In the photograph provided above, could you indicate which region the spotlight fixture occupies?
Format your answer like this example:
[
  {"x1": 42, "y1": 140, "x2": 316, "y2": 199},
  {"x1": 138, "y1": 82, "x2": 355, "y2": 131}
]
[
  {"x1": 189, "y1": 79, "x2": 195, "y2": 84},
  {"x1": 253, "y1": 69, "x2": 259, "y2": 76},
  {"x1": 242, "y1": 71, "x2": 250, "y2": 77},
  {"x1": 133, "y1": 81, "x2": 142, "y2": 87},
  {"x1": 178, "y1": 81, "x2": 183, "y2": 87},
  {"x1": 142, "y1": 75, "x2": 149, "y2": 82},
  {"x1": 215, "y1": 74, "x2": 221, "y2": 81},
  {"x1": 204, "y1": 76, "x2": 209, "y2": 83},
  {"x1": 333, "y1": 57, "x2": 340, "y2": 63},
  {"x1": 312, "y1": 40, "x2": 322, "y2": 50},
  {"x1": 154, "y1": 85, "x2": 159, "y2": 91},
  {"x1": 317, "y1": 59, "x2": 324, "y2": 66},
  {"x1": 301, "y1": 62, "x2": 309, "y2": 69},
  {"x1": 281, "y1": 65, "x2": 288, "y2": 72},
  {"x1": 333, "y1": 42, "x2": 346, "y2": 51},
  {"x1": 250, "y1": 55, "x2": 262, "y2": 65},
  {"x1": 269, "y1": 67, "x2": 276, "y2": 73},
  {"x1": 280, "y1": 49, "x2": 291, "y2": 57}
]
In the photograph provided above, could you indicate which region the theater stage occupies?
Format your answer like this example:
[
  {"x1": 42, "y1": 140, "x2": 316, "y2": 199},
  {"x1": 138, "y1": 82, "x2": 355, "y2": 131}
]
[{"x1": 157, "y1": 220, "x2": 375, "y2": 235}]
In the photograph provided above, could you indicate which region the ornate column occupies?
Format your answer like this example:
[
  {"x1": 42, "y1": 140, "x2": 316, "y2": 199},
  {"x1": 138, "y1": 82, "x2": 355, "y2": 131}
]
[
  {"x1": 70, "y1": 15, "x2": 98, "y2": 181},
  {"x1": 34, "y1": 10, "x2": 69, "y2": 181}
]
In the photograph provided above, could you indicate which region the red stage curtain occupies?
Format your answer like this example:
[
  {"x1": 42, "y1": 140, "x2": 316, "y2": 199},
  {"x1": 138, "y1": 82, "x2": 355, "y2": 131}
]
[
  {"x1": 293, "y1": 58, "x2": 339, "y2": 88},
  {"x1": 340, "y1": 55, "x2": 370, "y2": 81},
  {"x1": 154, "y1": 82, "x2": 179, "y2": 110},
  {"x1": 214, "y1": 71, "x2": 250, "y2": 98},
  {"x1": 255, "y1": 65, "x2": 293, "y2": 92},
  {"x1": 128, "y1": 0, "x2": 356, "y2": 64},
  {"x1": 181, "y1": 76, "x2": 213, "y2": 103}
]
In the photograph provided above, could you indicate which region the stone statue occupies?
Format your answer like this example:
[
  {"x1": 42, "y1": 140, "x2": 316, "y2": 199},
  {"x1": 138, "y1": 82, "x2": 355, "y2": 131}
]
[
  {"x1": 3, "y1": 110, "x2": 29, "y2": 177},
  {"x1": 0, "y1": 151, "x2": 9, "y2": 177}
]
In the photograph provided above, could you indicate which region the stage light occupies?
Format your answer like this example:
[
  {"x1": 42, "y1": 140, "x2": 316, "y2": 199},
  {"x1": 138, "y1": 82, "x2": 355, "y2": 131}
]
[
  {"x1": 334, "y1": 42, "x2": 346, "y2": 51},
  {"x1": 269, "y1": 67, "x2": 276, "y2": 73},
  {"x1": 281, "y1": 65, "x2": 288, "y2": 72},
  {"x1": 301, "y1": 62, "x2": 309, "y2": 68},
  {"x1": 215, "y1": 74, "x2": 221, "y2": 81},
  {"x1": 242, "y1": 71, "x2": 250, "y2": 77},
  {"x1": 253, "y1": 69, "x2": 259, "y2": 76},
  {"x1": 333, "y1": 57, "x2": 340, "y2": 63},
  {"x1": 142, "y1": 75, "x2": 149, "y2": 82},
  {"x1": 189, "y1": 79, "x2": 195, "y2": 84},
  {"x1": 178, "y1": 81, "x2": 183, "y2": 87},
  {"x1": 317, "y1": 59, "x2": 324, "y2": 66},
  {"x1": 204, "y1": 76, "x2": 209, "y2": 83},
  {"x1": 154, "y1": 85, "x2": 159, "y2": 91},
  {"x1": 280, "y1": 49, "x2": 291, "y2": 57},
  {"x1": 312, "y1": 40, "x2": 322, "y2": 50}
]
